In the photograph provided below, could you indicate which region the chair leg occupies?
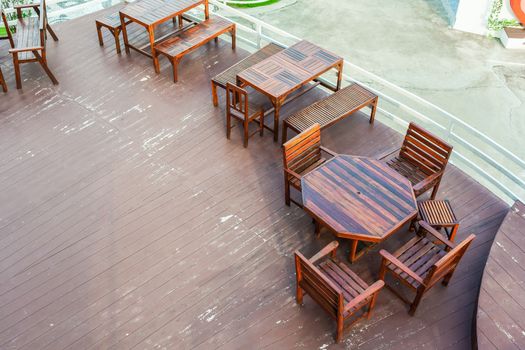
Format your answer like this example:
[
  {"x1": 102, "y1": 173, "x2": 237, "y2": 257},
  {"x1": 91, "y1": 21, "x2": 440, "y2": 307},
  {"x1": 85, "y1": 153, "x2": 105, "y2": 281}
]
[
  {"x1": 243, "y1": 120, "x2": 249, "y2": 148},
  {"x1": 46, "y1": 24, "x2": 59, "y2": 42},
  {"x1": 172, "y1": 58, "x2": 180, "y2": 83},
  {"x1": 282, "y1": 122, "x2": 288, "y2": 145},
  {"x1": 367, "y1": 292, "x2": 379, "y2": 319},
  {"x1": 409, "y1": 288, "x2": 425, "y2": 316},
  {"x1": 314, "y1": 221, "x2": 321, "y2": 238},
  {"x1": 378, "y1": 258, "x2": 387, "y2": 280},
  {"x1": 12, "y1": 52, "x2": 22, "y2": 89},
  {"x1": 430, "y1": 182, "x2": 441, "y2": 200},
  {"x1": 335, "y1": 314, "x2": 343, "y2": 343},
  {"x1": 226, "y1": 112, "x2": 231, "y2": 140},
  {"x1": 96, "y1": 23, "x2": 104, "y2": 46},
  {"x1": 442, "y1": 269, "x2": 456, "y2": 286},
  {"x1": 230, "y1": 27, "x2": 236, "y2": 49},
  {"x1": 284, "y1": 176, "x2": 291, "y2": 206},
  {"x1": 33, "y1": 51, "x2": 58, "y2": 85},
  {"x1": 211, "y1": 81, "x2": 219, "y2": 107},
  {"x1": 296, "y1": 285, "x2": 303, "y2": 305}
]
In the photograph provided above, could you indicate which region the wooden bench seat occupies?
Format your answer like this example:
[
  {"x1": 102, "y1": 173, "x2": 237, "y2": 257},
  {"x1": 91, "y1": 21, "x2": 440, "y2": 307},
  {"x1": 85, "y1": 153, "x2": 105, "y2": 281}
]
[
  {"x1": 154, "y1": 16, "x2": 235, "y2": 82},
  {"x1": 1, "y1": 0, "x2": 58, "y2": 89},
  {"x1": 211, "y1": 43, "x2": 284, "y2": 106},
  {"x1": 282, "y1": 83, "x2": 378, "y2": 144}
]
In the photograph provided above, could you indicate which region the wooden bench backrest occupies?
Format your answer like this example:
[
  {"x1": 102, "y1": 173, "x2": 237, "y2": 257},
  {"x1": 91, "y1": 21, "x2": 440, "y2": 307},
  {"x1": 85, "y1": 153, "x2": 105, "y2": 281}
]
[
  {"x1": 424, "y1": 234, "x2": 475, "y2": 288},
  {"x1": 294, "y1": 251, "x2": 342, "y2": 318},
  {"x1": 39, "y1": 0, "x2": 46, "y2": 48},
  {"x1": 400, "y1": 122, "x2": 453, "y2": 176},
  {"x1": 283, "y1": 123, "x2": 322, "y2": 175},
  {"x1": 226, "y1": 83, "x2": 248, "y2": 120}
]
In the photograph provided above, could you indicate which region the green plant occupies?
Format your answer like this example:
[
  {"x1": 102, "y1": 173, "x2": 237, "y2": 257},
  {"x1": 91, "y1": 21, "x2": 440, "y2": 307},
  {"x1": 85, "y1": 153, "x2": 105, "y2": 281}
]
[{"x1": 487, "y1": 0, "x2": 520, "y2": 32}]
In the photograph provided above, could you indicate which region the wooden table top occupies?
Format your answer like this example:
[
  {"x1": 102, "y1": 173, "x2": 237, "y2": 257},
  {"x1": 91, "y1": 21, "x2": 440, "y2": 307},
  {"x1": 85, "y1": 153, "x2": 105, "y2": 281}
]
[
  {"x1": 237, "y1": 40, "x2": 343, "y2": 100},
  {"x1": 302, "y1": 155, "x2": 417, "y2": 241},
  {"x1": 120, "y1": 0, "x2": 203, "y2": 26}
]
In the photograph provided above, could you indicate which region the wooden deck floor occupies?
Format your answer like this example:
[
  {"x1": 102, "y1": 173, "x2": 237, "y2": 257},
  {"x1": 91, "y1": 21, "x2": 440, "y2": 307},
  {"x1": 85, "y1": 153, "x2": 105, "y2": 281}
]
[{"x1": 0, "y1": 8, "x2": 509, "y2": 349}]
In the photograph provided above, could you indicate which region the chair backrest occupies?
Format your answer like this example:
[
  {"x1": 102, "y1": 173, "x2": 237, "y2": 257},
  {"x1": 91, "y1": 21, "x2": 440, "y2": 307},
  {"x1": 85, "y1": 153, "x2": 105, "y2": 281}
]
[
  {"x1": 283, "y1": 123, "x2": 322, "y2": 175},
  {"x1": 294, "y1": 251, "x2": 343, "y2": 317},
  {"x1": 400, "y1": 122, "x2": 453, "y2": 176},
  {"x1": 226, "y1": 82, "x2": 248, "y2": 119},
  {"x1": 424, "y1": 233, "x2": 475, "y2": 288}
]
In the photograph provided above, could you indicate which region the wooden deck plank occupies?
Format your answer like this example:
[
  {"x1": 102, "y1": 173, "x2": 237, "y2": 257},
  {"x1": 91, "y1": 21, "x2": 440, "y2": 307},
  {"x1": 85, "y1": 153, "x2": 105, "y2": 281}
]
[{"x1": 0, "y1": 5, "x2": 510, "y2": 349}]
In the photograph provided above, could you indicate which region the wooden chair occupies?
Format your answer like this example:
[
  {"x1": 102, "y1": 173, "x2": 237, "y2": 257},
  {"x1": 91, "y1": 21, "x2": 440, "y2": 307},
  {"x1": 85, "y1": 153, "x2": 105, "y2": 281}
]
[
  {"x1": 282, "y1": 123, "x2": 336, "y2": 207},
  {"x1": 225, "y1": 83, "x2": 265, "y2": 148},
  {"x1": 295, "y1": 241, "x2": 384, "y2": 343},
  {"x1": 379, "y1": 221, "x2": 475, "y2": 315},
  {"x1": 0, "y1": 67, "x2": 7, "y2": 92},
  {"x1": 1, "y1": 0, "x2": 58, "y2": 89},
  {"x1": 380, "y1": 122, "x2": 453, "y2": 199}
]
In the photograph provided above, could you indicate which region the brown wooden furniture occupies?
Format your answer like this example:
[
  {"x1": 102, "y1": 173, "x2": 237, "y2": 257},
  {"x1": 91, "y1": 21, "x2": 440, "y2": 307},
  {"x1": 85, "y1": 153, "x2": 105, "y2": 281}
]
[
  {"x1": 295, "y1": 241, "x2": 384, "y2": 343},
  {"x1": 379, "y1": 221, "x2": 475, "y2": 315},
  {"x1": 282, "y1": 123, "x2": 336, "y2": 207},
  {"x1": 237, "y1": 40, "x2": 344, "y2": 141},
  {"x1": 282, "y1": 83, "x2": 378, "y2": 144},
  {"x1": 119, "y1": 0, "x2": 208, "y2": 72},
  {"x1": 380, "y1": 122, "x2": 453, "y2": 200},
  {"x1": 96, "y1": 12, "x2": 130, "y2": 54},
  {"x1": 225, "y1": 83, "x2": 264, "y2": 147},
  {"x1": 211, "y1": 43, "x2": 284, "y2": 106},
  {"x1": 0, "y1": 66, "x2": 7, "y2": 92},
  {"x1": 1, "y1": 0, "x2": 58, "y2": 89},
  {"x1": 302, "y1": 154, "x2": 418, "y2": 262},
  {"x1": 415, "y1": 199, "x2": 459, "y2": 242},
  {"x1": 155, "y1": 17, "x2": 235, "y2": 83},
  {"x1": 476, "y1": 201, "x2": 525, "y2": 349}
]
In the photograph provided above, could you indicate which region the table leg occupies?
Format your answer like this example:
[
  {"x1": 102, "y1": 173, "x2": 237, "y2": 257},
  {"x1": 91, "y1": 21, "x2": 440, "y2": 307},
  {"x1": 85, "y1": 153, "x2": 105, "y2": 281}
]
[
  {"x1": 272, "y1": 99, "x2": 282, "y2": 142},
  {"x1": 204, "y1": 0, "x2": 210, "y2": 19},
  {"x1": 336, "y1": 61, "x2": 343, "y2": 91},
  {"x1": 120, "y1": 13, "x2": 130, "y2": 54},
  {"x1": 149, "y1": 26, "x2": 160, "y2": 73}
]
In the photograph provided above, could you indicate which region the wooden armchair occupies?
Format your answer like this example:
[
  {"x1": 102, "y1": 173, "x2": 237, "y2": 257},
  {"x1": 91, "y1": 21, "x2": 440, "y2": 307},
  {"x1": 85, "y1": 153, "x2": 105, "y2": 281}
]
[
  {"x1": 225, "y1": 83, "x2": 265, "y2": 148},
  {"x1": 295, "y1": 241, "x2": 384, "y2": 343},
  {"x1": 282, "y1": 123, "x2": 336, "y2": 207},
  {"x1": 380, "y1": 123, "x2": 453, "y2": 199},
  {"x1": 379, "y1": 221, "x2": 475, "y2": 315}
]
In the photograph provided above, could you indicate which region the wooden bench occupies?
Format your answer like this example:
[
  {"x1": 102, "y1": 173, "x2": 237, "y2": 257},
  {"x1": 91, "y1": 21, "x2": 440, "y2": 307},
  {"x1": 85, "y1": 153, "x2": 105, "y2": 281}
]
[
  {"x1": 154, "y1": 16, "x2": 235, "y2": 83},
  {"x1": 476, "y1": 201, "x2": 525, "y2": 349},
  {"x1": 95, "y1": 11, "x2": 179, "y2": 54},
  {"x1": 0, "y1": 0, "x2": 58, "y2": 89},
  {"x1": 211, "y1": 42, "x2": 284, "y2": 106},
  {"x1": 281, "y1": 83, "x2": 378, "y2": 144}
]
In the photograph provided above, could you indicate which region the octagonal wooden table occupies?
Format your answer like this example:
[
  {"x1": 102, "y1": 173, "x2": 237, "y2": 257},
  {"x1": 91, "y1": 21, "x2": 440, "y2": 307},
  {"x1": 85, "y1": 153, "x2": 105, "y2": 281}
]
[{"x1": 302, "y1": 155, "x2": 418, "y2": 262}]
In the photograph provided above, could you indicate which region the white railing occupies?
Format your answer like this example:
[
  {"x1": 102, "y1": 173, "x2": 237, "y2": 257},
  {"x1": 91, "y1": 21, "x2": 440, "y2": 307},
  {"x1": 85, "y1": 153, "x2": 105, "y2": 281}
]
[{"x1": 2, "y1": 0, "x2": 523, "y2": 205}]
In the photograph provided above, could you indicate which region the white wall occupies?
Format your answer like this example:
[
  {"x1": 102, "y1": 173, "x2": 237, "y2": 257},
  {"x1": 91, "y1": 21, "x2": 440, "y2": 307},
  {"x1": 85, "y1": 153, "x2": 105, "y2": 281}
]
[{"x1": 453, "y1": 0, "x2": 518, "y2": 35}]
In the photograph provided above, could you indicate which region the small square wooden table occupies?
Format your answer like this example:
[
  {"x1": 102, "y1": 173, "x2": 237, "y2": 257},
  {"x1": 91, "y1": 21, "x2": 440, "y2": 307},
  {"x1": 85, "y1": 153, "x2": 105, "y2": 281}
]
[
  {"x1": 302, "y1": 155, "x2": 418, "y2": 262},
  {"x1": 236, "y1": 40, "x2": 344, "y2": 141},
  {"x1": 119, "y1": 0, "x2": 209, "y2": 72},
  {"x1": 417, "y1": 199, "x2": 459, "y2": 242}
]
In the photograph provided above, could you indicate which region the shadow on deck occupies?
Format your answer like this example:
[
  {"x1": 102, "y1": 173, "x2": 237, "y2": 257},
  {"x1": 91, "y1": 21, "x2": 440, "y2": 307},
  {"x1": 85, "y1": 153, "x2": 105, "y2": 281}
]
[{"x1": 0, "y1": 7, "x2": 509, "y2": 349}]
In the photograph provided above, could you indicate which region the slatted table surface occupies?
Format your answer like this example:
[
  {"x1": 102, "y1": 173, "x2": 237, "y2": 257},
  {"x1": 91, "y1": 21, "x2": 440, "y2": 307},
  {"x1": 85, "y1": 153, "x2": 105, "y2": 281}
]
[
  {"x1": 302, "y1": 155, "x2": 418, "y2": 262},
  {"x1": 120, "y1": 0, "x2": 203, "y2": 26},
  {"x1": 237, "y1": 40, "x2": 343, "y2": 141}
]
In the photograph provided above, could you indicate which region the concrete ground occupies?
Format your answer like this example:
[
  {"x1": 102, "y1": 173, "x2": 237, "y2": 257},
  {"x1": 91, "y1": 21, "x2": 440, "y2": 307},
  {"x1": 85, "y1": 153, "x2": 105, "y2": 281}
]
[{"x1": 240, "y1": 0, "x2": 525, "y2": 158}]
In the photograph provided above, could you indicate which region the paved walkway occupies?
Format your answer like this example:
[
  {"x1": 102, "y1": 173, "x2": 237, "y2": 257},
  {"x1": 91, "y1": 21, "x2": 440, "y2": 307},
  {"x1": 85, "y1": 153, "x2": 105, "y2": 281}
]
[{"x1": 243, "y1": 0, "x2": 525, "y2": 158}]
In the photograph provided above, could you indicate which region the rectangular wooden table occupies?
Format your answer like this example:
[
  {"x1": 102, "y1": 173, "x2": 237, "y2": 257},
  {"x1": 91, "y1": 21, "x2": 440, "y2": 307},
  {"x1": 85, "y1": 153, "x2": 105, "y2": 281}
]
[
  {"x1": 119, "y1": 0, "x2": 209, "y2": 72},
  {"x1": 236, "y1": 40, "x2": 344, "y2": 141}
]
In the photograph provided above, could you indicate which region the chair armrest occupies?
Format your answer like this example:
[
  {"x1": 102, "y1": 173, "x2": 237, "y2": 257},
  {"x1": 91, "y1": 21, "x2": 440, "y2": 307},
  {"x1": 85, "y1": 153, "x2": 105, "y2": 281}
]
[
  {"x1": 376, "y1": 147, "x2": 399, "y2": 160},
  {"x1": 379, "y1": 249, "x2": 425, "y2": 285},
  {"x1": 320, "y1": 146, "x2": 337, "y2": 157},
  {"x1": 418, "y1": 221, "x2": 455, "y2": 249},
  {"x1": 284, "y1": 168, "x2": 302, "y2": 181},
  {"x1": 413, "y1": 171, "x2": 443, "y2": 193},
  {"x1": 309, "y1": 241, "x2": 339, "y2": 264},
  {"x1": 343, "y1": 280, "x2": 384, "y2": 313}
]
